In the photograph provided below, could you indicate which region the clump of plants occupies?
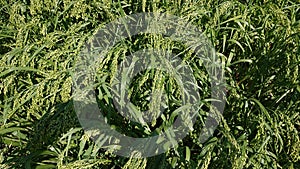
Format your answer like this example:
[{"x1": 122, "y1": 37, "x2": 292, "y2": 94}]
[{"x1": 0, "y1": 0, "x2": 299, "y2": 168}]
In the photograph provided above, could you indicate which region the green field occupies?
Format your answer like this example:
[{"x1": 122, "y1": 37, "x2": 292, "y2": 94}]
[{"x1": 0, "y1": 0, "x2": 299, "y2": 168}]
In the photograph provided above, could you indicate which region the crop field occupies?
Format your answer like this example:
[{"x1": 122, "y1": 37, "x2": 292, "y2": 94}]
[{"x1": 0, "y1": 0, "x2": 299, "y2": 168}]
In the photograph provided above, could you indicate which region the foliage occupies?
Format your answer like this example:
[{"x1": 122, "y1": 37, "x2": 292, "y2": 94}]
[{"x1": 0, "y1": 0, "x2": 299, "y2": 168}]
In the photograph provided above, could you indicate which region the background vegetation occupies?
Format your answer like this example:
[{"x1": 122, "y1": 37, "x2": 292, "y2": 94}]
[{"x1": 0, "y1": 0, "x2": 299, "y2": 168}]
